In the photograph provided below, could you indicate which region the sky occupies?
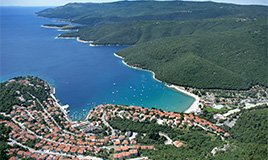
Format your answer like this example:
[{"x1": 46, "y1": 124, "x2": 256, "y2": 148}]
[{"x1": 0, "y1": 0, "x2": 267, "y2": 6}]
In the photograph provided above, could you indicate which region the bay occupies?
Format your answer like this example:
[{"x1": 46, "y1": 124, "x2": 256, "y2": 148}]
[{"x1": 0, "y1": 7, "x2": 194, "y2": 120}]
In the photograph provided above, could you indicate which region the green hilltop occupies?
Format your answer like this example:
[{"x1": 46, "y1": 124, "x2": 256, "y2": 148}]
[{"x1": 36, "y1": 1, "x2": 267, "y2": 25}]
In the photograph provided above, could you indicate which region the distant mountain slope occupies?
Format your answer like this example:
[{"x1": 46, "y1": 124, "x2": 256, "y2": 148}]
[
  {"x1": 116, "y1": 20, "x2": 268, "y2": 89},
  {"x1": 36, "y1": 1, "x2": 268, "y2": 25},
  {"x1": 58, "y1": 18, "x2": 264, "y2": 45}
]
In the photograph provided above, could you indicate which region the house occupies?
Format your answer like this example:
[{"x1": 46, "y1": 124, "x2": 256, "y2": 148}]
[
  {"x1": 114, "y1": 147, "x2": 121, "y2": 152},
  {"x1": 131, "y1": 140, "x2": 137, "y2": 144},
  {"x1": 87, "y1": 147, "x2": 93, "y2": 152},
  {"x1": 9, "y1": 157, "x2": 18, "y2": 160},
  {"x1": 122, "y1": 152, "x2": 130, "y2": 159},
  {"x1": 8, "y1": 148, "x2": 18, "y2": 155},
  {"x1": 41, "y1": 146, "x2": 49, "y2": 151},
  {"x1": 168, "y1": 119, "x2": 173, "y2": 124},
  {"x1": 24, "y1": 151, "x2": 32, "y2": 158},
  {"x1": 114, "y1": 140, "x2": 120, "y2": 145},
  {"x1": 129, "y1": 149, "x2": 138, "y2": 157},
  {"x1": 94, "y1": 147, "x2": 101, "y2": 153},
  {"x1": 17, "y1": 151, "x2": 24, "y2": 157},
  {"x1": 224, "y1": 132, "x2": 230, "y2": 137},
  {"x1": 77, "y1": 148, "x2": 85, "y2": 155},
  {"x1": 37, "y1": 154, "x2": 48, "y2": 160},
  {"x1": 173, "y1": 141, "x2": 184, "y2": 148},
  {"x1": 133, "y1": 145, "x2": 140, "y2": 150},
  {"x1": 69, "y1": 147, "x2": 78, "y2": 154},
  {"x1": 55, "y1": 147, "x2": 62, "y2": 152},
  {"x1": 188, "y1": 122, "x2": 194, "y2": 127},
  {"x1": 30, "y1": 153, "x2": 39, "y2": 159},
  {"x1": 133, "y1": 117, "x2": 139, "y2": 121},
  {"x1": 46, "y1": 156, "x2": 54, "y2": 160},
  {"x1": 121, "y1": 146, "x2": 129, "y2": 151},
  {"x1": 122, "y1": 140, "x2": 129, "y2": 145},
  {"x1": 113, "y1": 153, "x2": 121, "y2": 160},
  {"x1": 147, "y1": 146, "x2": 154, "y2": 150}
]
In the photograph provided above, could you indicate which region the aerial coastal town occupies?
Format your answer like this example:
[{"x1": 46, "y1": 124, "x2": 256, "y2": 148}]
[{"x1": 1, "y1": 76, "x2": 267, "y2": 160}]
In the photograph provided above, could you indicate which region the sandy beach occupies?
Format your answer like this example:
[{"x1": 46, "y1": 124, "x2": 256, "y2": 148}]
[
  {"x1": 55, "y1": 36, "x2": 94, "y2": 44},
  {"x1": 89, "y1": 43, "x2": 103, "y2": 47},
  {"x1": 41, "y1": 25, "x2": 62, "y2": 29},
  {"x1": 114, "y1": 53, "x2": 201, "y2": 113},
  {"x1": 55, "y1": 36, "x2": 76, "y2": 40},
  {"x1": 76, "y1": 37, "x2": 93, "y2": 43},
  {"x1": 168, "y1": 85, "x2": 201, "y2": 113}
]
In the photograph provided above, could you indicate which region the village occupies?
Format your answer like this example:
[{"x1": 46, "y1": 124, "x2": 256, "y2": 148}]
[
  {"x1": 197, "y1": 85, "x2": 268, "y2": 123},
  {"x1": 1, "y1": 77, "x2": 267, "y2": 160}
]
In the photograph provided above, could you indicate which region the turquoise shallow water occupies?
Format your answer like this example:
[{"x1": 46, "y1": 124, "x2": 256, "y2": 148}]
[{"x1": 0, "y1": 7, "x2": 194, "y2": 120}]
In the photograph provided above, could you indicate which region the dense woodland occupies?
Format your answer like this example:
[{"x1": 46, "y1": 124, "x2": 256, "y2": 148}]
[
  {"x1": 213, "y1": 108, "x2": 268, "y2": 160},
  {"x1": 36, "y1": 1, "x2": 267, "y2": 26},
  {"x1": 58, "y1": 18, "x2": 263, "y2": 45},
  {"x1": 117, "y1": 19, "x2": 267, "y2": 89},
  {"x1": 0, "y1": 76, "x2": 50, "y2": 114}
]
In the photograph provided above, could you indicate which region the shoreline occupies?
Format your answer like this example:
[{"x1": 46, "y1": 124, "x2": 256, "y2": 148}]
[
  {"x1": 53, "y1": 32, "x2": 129, "y2": 47},
  {"x1": 50, "y1": 92, "x2": 72, "y2": 122},
  {"x1": 55, "y1": 36, "x2": 76, "y2": 40},
  {"x1": 41, "y1": 25, "x2": 62, "y2": 29},
  {"x1": 55, "y1": 36, "x2": 95, "y2": 44},
  {"x1": 113, "y1": 53, "x2": 201, "y2": 114},
  {"x1": 76, "y1": 37, "x2": 93, "y2": 43}
]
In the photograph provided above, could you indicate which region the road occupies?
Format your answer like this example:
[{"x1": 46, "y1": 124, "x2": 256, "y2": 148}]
[
  {"x1": 28, "y1": 92, "x2": 62, "y2": 131},
  {"x1": 101, "y1": 111, "x2": 115, "y2": 136},
  {"x1": 159, "y1": 132, "x2": 172, "y2": 145}
]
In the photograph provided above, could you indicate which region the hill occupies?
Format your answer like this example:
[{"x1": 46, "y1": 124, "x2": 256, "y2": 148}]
[
  {"x1": 58, "y1": 18, "x2": 265, "y2": 46},
  {"x1": 36, "y1": 1, "x2": 267, "y2": 25},
  {"x1": 116, "y1": 19, "x2": 268, "y2": 89}
]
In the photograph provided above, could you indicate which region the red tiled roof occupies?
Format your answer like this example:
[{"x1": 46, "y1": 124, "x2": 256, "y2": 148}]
[{"x1": 9, "y1": 156, "x2": 18, "y2": 160}]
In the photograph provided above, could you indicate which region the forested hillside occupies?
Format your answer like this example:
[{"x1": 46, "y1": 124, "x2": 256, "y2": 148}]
[
  {"x1": 36, "y1": 1, "x2": 267, "y2": 25},
  {"x1": 116, "y1": 20, "x2": 268, "y2": 89},
  {"x1": 213, "y1": 108, "x2": 268, "y2": 159},
  {"x1": 58, "y1": 18, "x2": 261, "y2": 45}
]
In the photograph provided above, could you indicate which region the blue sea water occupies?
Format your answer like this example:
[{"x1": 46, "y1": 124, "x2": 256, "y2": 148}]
[{"x1": 0, "y1": 7, "x2": 194, "y2": 120}]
